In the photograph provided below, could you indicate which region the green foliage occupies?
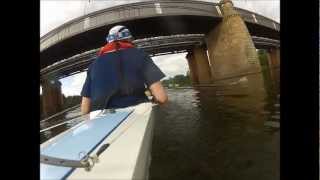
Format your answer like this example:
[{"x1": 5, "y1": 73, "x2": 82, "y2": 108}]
[
  {"x1": 62, "y1": 95, "x2": 82, "y2": 109},
  {"x1": 162, "y1": 74, "x2": 191, "y2": 88},
  {"x1": 257, "y1": 49, "x2": 276, "y2": 95},
  {"x1": 257, "y1": 49, "x2": 269, "y2": 70}
]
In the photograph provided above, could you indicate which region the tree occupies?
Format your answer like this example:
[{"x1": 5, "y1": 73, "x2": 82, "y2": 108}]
[
  {"x1": 62, "y1": 95, "x2": 82, "y2": 109},
  {"x1": 161, "y1": 74, "x2": 191, "y2": 88}
]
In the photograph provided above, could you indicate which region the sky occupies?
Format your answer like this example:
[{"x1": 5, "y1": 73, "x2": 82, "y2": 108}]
[{"x1": 40, "y1": 0, "x2": 280, "y2": 96}]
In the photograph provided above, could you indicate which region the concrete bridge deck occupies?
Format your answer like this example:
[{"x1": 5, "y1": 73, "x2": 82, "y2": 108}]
[{"x1": 40, "y1": 0, "x2": 279, "y2": 69}]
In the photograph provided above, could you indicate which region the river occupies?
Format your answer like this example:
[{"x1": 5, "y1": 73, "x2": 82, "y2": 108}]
[{"x1": 40, "y1": 71, "x2": 280, "y2": 180}]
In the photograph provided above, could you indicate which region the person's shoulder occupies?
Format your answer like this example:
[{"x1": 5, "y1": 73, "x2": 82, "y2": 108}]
[
  {"x1": 88, "y1": 54, "x2": 103, "y2": 69},
  {"x1": 127, "y1": 47, "x2": 143, "y2": 53},
  {"x1": 130, "y1": 47, "x2": 151, "y2": 58},
  {"x1": 134, "y1": 47, "x2": 147, "y2": 54},
  {"x1": 122, "y1": 47, "x2": 146, "y2": 57}
]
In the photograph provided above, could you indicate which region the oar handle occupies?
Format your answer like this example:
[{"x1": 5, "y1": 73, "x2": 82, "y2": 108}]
[{"x1": 96, "y1": 143, "x2": 110, "y2": 156}]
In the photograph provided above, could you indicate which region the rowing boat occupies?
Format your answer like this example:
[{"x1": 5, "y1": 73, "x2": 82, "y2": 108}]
[{"x1": 40, "y1": 102, "x2": 155, "y2": 180}]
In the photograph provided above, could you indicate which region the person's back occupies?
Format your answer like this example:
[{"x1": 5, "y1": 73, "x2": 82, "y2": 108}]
[{"x1": 80, "y1": 25, "x2": 168, "y2": 114}]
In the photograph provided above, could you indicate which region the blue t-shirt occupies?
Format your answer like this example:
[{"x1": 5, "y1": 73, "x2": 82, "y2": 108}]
[{"x1": 81, "y1": 47, "x2": 165, "y2": 111}]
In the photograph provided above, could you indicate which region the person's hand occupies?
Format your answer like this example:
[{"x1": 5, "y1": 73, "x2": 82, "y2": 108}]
[
  {"x1": 150, "y1": 96, "x2": 157, "y2": 104},
  {"x1": 145, "y1": 90, "x2": 154, "y2": 102},
  {"x1": 81, "y1": 97, "x2": 91, "y2": 115},
  {"x1": 149, "y1": 82, "x2": 168, "y2": 104}
]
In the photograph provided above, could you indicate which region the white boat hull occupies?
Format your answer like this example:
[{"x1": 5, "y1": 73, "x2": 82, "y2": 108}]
[{"x1": 41, "y1": 102, "x2": 155, "y2": 180}]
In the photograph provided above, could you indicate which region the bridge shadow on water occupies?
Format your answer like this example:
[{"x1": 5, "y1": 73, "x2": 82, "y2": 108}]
[{"x1": 149, "y1": 71, "x2": 280, "y2": 180}]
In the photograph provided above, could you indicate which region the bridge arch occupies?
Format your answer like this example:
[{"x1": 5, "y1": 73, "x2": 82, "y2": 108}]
[{"x1": 40, "y1": 0, "x2": 279, "y2": 69}]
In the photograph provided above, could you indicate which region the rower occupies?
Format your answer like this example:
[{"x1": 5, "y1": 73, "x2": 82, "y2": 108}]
[{"x1": 80, "y1": 25, "x2": 168, "y2": 114}]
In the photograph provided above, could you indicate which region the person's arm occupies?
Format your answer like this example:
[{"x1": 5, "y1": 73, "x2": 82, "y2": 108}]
[
  {"x1": 141, "y1": 50, "x2": 168, "y2": 104},
  {"x1": 81, "y1": 97, "x2": 91, "y2": 115},
  {"x1": 80, "y1": 66, "x2": 92, "y2": 115},
  {"x1": 149, "y1": 81, "x2": 168, "y2": 104}
]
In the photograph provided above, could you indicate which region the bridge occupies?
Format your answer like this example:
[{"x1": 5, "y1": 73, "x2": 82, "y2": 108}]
[
  {"x1": 40, "y1": 0, "x2": 280, "y2": 118},
  {"x1": 40, "y1": 0, "x2": 279, "y2": 69},
  {"x1": 41, "y1": 34, "x2": 279, "y2": 80}
]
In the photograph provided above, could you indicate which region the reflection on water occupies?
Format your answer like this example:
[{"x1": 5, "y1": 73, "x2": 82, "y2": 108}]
[
  {"x1": 150, "y1": 90, "x2": 279, "y2": 179},
  {"x1": 149, "y1": 73, "x2": 279, "y2": 180},
  {"x1": 40, "y1": 71, "x2": 279, "y2": 180}
]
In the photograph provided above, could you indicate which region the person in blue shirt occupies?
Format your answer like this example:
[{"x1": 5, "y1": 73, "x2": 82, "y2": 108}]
[{"x1": 80, "y1": 25, "x2": 168, "y2": 114}]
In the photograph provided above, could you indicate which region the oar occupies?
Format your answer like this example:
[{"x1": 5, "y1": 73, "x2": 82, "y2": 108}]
[
  {"x1": 40, "y1": 104, "x2": 81, "y2": 123},
  {"x1": 40, "y1": 115, "x2": 85, "y2": 133}
]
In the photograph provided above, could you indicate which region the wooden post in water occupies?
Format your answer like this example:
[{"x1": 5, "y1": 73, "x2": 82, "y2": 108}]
[{"x1": 42, "y1": 79, "x2": 64, "y2": 117}]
